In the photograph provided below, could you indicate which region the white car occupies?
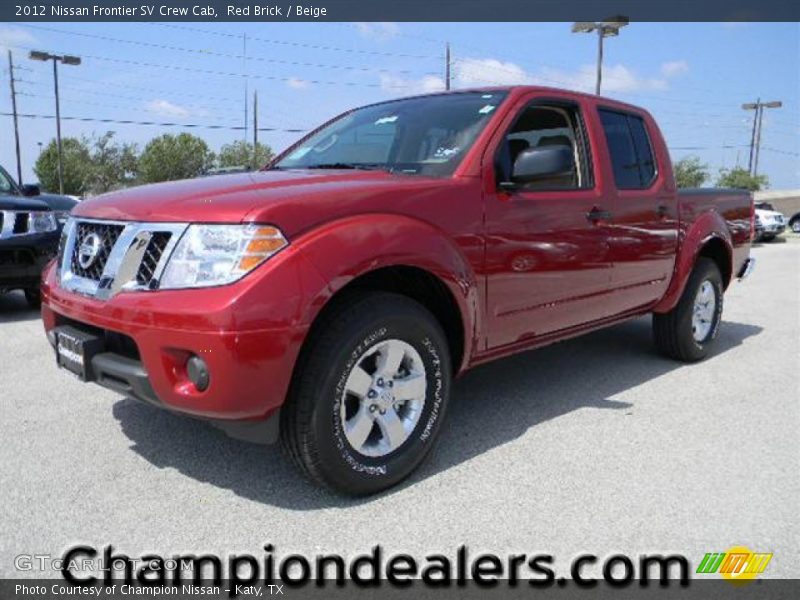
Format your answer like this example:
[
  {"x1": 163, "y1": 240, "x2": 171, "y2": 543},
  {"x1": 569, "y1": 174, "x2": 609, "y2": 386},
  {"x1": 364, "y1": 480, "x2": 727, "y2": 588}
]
[{"x1": 755, "y1": 202, "x2": 786, "y2": 241}]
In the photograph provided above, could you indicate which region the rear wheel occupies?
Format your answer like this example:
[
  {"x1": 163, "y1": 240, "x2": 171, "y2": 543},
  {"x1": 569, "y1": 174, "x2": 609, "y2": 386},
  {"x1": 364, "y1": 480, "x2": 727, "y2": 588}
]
[
  {"x1": 653, "y1": 258, "x2": 723, "y2": 362},
  {"x1": 281, "y1": 292, "x2": 451, "y2": 495}
]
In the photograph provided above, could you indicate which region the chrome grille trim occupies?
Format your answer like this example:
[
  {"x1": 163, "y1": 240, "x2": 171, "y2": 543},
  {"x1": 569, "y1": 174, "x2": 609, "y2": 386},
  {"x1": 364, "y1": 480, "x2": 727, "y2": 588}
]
[{"x1": 59, "y1": 218, "x2": 188, "y2": 300}]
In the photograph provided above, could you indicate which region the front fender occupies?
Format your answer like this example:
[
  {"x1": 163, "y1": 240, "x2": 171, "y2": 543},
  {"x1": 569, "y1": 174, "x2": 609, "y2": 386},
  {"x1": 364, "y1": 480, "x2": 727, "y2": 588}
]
[
  {"x1": 653, "y1": 210, "x2": 733, "y2": 314},
  {"x1": 291, "y1": 213, "x2": 479, "y2": 372}
]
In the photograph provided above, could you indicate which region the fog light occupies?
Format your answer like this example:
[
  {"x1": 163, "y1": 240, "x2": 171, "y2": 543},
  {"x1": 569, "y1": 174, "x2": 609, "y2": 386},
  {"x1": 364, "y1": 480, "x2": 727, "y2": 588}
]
[{"x1": 186, "y1": 355, "x2": 210, "y2": 392}]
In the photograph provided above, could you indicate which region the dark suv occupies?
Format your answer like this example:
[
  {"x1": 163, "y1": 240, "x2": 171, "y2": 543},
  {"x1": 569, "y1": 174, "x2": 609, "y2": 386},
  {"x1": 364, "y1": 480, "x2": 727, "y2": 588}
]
[{"x1": 0, "y1": 165, "x2": 77, "y2": 306}]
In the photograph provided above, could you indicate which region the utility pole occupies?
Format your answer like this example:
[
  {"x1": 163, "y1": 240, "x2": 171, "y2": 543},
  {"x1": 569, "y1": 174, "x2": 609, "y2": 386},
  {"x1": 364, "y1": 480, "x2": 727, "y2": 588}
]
[
  {"x1": 571, "y1": 16, "x2": 629, "y2": 95},
  {"x1": 742, "y1": 99, "x2": 782, "y2": 176},
  {"x1": 29, "y1": 50, "x2": 81, "y2": 195},
  {"x1": 7, "y1": 50, "x2": 23, "y2": 185},
  {"x1": 445, "y1": 42, "x2": 451, "y2": 91},
  {"x1": 243, "y1": 32, "x2": 248, "y2": 144},
  {"x1": 253, "y1": 89, "x2": 258, "y2": 169}
]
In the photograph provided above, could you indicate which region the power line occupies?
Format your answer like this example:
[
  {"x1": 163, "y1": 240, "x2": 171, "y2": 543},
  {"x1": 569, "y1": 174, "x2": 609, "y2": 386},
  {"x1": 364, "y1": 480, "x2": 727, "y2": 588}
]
[
  {"x1": 148, "y1": 22, "x2": 442, "y2": 60},
  {"x1": 19, "y1": 46, "x2": 415, "y2": 90},
  {"x1": 19, "y1": 24, "x2": 437, "y2": 77},
  {"x1": 1, "y1": 111, "x2": 308, "y2": 133}
]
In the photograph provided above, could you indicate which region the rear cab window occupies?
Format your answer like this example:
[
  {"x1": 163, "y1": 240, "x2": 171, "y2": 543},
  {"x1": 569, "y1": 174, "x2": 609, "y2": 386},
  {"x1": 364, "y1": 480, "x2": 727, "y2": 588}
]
[{"x1": 598, "y1": 109, "x2": 657, "y2": 189}]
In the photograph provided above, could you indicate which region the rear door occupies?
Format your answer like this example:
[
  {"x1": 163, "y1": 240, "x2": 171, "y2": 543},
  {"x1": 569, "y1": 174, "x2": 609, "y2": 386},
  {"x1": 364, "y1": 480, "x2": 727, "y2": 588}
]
[{"x1": 597, "y1": 109, "x2": 678, "y2": 311}]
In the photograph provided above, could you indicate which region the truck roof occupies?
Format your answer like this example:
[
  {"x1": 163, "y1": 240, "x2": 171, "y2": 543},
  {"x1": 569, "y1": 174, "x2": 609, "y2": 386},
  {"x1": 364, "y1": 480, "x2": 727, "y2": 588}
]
[{"x1": 367, "y1": 85, "x2": 652, "y2": 118}]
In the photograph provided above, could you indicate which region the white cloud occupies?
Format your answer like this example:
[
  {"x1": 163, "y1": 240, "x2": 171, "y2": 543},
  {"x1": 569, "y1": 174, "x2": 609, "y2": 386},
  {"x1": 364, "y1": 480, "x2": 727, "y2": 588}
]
[
  {"x1": 379, "y1": 73, "x2": 445, "y2": 95},
  {"x1": 661, "y1": 60, "x2": 689, "y2": 77},
  {"x1": 454, "y1": 58, "x2": 536, "y2": 86},
  {"x1": 354, "y1": 22, "x2": 399, "y2": 41},
  {"x1": 451, "y1": 55, "x2": 689, "y2": 94},
  {"x1": 145, "y1": 99, "x2": 191, "y2": 118},
  {"x1": 286, "y1": 77, "x2": 310, "y2": 90},
  {"x1": 0, "y1": 26, "x2": 36, "y2": 52}
]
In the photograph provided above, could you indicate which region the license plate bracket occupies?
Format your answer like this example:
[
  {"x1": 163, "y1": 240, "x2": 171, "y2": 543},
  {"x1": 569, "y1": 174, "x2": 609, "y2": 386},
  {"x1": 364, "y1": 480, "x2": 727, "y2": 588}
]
[{"x1": 55, "y1": 325, "x2": 105, "y2": 381}]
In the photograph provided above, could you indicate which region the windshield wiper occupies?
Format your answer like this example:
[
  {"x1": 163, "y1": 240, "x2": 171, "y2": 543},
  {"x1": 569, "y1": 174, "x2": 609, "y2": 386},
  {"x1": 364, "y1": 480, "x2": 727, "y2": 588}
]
[{"x1": 305, "y1": 163, "x2": 388, "y2": 171}]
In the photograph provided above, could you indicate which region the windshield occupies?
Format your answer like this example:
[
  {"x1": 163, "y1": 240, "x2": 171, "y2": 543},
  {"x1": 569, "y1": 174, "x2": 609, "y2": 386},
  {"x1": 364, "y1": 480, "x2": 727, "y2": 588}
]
[
  {"x1": 0, "y1": 166, "x2": 18, "y2": 195},
  {"x1": 274, "y1": 91, "x2": 508, "y2": 177}
]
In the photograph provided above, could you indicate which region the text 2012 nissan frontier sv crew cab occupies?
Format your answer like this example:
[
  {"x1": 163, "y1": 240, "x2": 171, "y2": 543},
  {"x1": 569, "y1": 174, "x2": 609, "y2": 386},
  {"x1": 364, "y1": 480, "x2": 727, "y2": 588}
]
[{"x1": 40, "y1": 87, "x2": 755, "y2": 495}]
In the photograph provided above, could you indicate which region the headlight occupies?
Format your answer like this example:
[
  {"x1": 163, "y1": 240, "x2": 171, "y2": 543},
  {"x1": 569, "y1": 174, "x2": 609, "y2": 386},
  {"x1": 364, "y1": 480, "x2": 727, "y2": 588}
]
[
  {"x1": 159, "y1": 224, "x2": 288, "y2": 289},
  {"x1": 29, "y1": 211, "x2": 58, "y2": 233}
]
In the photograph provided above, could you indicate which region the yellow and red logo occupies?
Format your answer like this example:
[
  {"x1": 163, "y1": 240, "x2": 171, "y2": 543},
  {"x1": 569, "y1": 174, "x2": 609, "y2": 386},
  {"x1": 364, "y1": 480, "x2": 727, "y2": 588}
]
[{"x1": 696, "y1": 546, "x2": 773, "y2": 585}]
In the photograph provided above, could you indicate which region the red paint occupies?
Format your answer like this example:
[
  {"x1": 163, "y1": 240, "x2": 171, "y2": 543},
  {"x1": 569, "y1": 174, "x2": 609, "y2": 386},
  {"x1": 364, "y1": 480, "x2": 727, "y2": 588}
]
[{"x1": 42, "y1": 87, "x2": 753, "y2": 424}]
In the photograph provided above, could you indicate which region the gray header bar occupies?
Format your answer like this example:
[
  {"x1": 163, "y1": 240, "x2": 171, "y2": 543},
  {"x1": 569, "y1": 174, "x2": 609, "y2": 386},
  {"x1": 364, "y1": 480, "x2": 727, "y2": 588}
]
[{"x1": 3, "y1": 1, "x2": 799, "y2": 22}]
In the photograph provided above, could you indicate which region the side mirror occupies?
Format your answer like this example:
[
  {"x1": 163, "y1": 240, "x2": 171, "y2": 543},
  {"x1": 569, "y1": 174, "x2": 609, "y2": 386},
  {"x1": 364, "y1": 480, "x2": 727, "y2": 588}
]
[
  {"x1": 21, "y1": 184, "x2": 41, "y2": 197},
  {"x1": 510, "y1": 146, "x2": 575, "y2": 185}
]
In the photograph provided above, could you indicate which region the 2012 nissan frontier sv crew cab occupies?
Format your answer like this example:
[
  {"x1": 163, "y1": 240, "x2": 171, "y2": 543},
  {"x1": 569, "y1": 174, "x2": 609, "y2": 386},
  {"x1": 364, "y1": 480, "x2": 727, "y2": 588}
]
[{"x1": 40, "y1": 87, "x2": 755, "y2": 495}]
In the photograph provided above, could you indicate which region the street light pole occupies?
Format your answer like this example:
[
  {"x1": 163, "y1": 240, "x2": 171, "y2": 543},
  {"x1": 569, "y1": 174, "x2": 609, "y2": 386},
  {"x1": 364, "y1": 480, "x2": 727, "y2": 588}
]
[
  {"x1": 595, "y1": 28, "x2": 604, "y2": 96},
  {"x1": 52, "y1": 57, "x2": 64, "y2": 194},
  {"x1": 572, "y1": 16, "x2": 629, "y2": 95},
  {"x1": 29, "y1": 50, "x2": 81, "y2": 195}
]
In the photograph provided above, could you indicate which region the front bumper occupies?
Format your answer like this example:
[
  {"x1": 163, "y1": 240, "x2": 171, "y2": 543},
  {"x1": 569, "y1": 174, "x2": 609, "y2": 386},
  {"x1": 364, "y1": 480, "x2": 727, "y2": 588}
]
[
  {"x1": 0, "y1": 231, "x2": 59, "y2": 290},
  {"x1": 737, "y1": 257, "x2": 756, "y2": 280},
  {"x1": 40, "y1": 250, "x2": 323, "y2": 434}
]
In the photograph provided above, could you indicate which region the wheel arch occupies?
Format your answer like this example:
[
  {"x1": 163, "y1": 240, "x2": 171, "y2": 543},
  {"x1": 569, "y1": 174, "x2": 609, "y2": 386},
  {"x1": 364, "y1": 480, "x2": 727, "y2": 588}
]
[
  {"x1": 291, "y1": 213, "x2": 479, "y2": 375},
  {"x1": 654, "y1": 212, "x2": 733, "y2": 314}
]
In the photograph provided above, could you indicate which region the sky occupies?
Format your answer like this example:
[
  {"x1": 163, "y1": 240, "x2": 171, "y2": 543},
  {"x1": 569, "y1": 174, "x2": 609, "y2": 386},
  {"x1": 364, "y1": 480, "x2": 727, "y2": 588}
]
[{"x1": 1, "y1": 21, "x2": 799, "y2": 189}]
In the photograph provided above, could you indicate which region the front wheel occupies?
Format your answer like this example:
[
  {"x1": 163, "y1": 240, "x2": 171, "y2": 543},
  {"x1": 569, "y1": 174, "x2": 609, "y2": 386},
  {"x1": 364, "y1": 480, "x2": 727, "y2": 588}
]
[
  {"x1": 791, "y1": 220, "x2": 800, "y2": 234},
  {"x1": 282, "y1": 292, "x2": 451, "y2": 495},
  {"x1": 653, "y1": 258, "x2": 723, "y2": 362}
]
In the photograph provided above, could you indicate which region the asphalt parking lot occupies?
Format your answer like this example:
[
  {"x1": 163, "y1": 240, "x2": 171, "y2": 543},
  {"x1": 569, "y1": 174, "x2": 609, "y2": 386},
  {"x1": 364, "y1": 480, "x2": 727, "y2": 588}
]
[{"x1": 1, "y1": 240, "x2": 797, "y2": 579}]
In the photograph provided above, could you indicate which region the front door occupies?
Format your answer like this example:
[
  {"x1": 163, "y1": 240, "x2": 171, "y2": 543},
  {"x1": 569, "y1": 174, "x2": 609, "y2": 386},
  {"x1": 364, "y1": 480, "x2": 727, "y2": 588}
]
[{"x1": 484, "y1": 97, "x2": 615, "y2": 349}]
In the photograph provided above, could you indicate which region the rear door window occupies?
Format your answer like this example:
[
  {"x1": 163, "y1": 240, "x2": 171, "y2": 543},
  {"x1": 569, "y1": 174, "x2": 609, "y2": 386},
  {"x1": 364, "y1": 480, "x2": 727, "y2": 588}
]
[{"x1": 599, "y1": 109, "x2": 656, "y2": 189}]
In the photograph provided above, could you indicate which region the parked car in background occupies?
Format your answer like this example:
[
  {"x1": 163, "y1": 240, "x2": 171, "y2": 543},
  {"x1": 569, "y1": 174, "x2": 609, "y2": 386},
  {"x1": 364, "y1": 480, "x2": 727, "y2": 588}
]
[
  {"x1": 788, "y1": 211, "x2": 800, "y2": 234},
  {"x1": 0, "y1": 164, "x2": 77, "y2": 307},
  {"x1": 754, "y1": 201, "x2": 786, "y2": 241},
  {"x1": 41, "y1": 87, "x2": 755, "y2": 494}
]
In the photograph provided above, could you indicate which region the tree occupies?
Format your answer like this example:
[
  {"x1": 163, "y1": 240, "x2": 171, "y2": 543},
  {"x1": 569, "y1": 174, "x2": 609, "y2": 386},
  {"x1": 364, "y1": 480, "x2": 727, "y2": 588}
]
[
  {"x1": 137, "y1": 133, "x2": 214, "y2": 183},
  {"x1": 33, "y1": 137, "x2": 92, "y2": 195},
  {"x1": 673, "y1": 156, "x2": 709, "y2": 189},
  {"x1": 715, "y1": 167, "x2": 769, "y2": 191},
  {"x1": 84, "y1": 132, "x2": 139, "y2": 195},
  {"x1": 217, "y1": 140, "x2": 274, "y2": 170}
]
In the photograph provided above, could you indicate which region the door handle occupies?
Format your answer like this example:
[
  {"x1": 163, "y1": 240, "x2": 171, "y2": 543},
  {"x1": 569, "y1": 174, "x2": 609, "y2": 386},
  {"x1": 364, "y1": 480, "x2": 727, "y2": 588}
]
[
  {"x1": 657, "y1": 204, "x2": 670, "y2": 219},
  {"x1": 586, "y1": 207, "x2": 612, "y2": 223}
]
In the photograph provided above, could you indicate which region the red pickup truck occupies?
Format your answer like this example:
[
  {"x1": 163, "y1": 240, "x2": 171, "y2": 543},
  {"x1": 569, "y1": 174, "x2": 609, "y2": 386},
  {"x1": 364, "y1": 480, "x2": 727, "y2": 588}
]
[{"x1": 41, "y1": 87, "x2": 754, "y2": 495}]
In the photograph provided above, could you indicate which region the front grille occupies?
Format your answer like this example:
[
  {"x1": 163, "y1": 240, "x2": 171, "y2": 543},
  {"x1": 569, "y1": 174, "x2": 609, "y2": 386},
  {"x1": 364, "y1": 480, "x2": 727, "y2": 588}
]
[
  {"x1": 135, "y1": 232, "x2": 172, "y2": 287},
  {"x1": 12, "y1": 213, "x2": 28, "y2": 234},
  {"x1": 70, "y1": 222, "x2": 125, "y2": 281}
]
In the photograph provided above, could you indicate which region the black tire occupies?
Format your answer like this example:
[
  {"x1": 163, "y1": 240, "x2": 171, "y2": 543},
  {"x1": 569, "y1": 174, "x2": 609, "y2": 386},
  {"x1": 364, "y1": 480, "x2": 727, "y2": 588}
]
[
  {"x1": 24, "y1": 287, "x2": 41, "y2": 309},
  {"x1": 281, "y1": 292, "x2": 451, "y2": 496},
  {"x1": 653, "y1": 258, "x2": 723, "y2": 363}
]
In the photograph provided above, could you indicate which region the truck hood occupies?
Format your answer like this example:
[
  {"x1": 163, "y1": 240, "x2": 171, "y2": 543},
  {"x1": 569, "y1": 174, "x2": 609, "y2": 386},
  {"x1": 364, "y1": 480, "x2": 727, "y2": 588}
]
[
  {"x1": 71, "y1": 170, "x2": 449, "y2": 236},
  {"x1": 0, "y1": 193, "x2": 50, "y2": 211}
]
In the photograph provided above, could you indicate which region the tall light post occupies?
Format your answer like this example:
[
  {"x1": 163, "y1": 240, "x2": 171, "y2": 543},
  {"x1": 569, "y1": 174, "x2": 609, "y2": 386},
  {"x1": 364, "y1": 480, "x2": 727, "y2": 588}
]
[
  {"x1": 29, "y1": 50, "x2": 81, "y2": 194},
  {"x1": 742, "y1": 99, "x2": 782, "y2": 176},
  {"x1": 572, "y1": 16, "x2": 629, "y2": 95}
]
